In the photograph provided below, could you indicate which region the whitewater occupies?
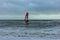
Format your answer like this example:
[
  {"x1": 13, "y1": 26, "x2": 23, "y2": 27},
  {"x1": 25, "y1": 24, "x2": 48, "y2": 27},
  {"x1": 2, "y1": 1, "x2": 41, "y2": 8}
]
[{"x1": 0, "y1": 20, "x2": 60, "y2": 40}]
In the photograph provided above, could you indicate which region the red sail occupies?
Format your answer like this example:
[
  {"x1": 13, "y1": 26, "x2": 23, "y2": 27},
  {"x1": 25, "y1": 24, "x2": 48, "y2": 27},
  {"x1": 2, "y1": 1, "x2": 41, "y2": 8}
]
[{"x1": 25, "y1": 12, "x2": 29, "y2": 23}]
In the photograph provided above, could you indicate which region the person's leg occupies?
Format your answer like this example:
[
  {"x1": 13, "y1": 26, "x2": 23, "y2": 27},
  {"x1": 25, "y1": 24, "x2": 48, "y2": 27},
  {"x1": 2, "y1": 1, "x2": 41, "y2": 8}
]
[{"x1": 25, "y1": 20, "x2": 28, "y2": 25}]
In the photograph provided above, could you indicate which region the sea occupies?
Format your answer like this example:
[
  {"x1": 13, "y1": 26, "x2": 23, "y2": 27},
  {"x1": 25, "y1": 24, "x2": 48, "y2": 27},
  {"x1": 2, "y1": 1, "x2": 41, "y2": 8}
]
[{"x1": 0, "y1": 20, "x2": 60, "y2": 40}]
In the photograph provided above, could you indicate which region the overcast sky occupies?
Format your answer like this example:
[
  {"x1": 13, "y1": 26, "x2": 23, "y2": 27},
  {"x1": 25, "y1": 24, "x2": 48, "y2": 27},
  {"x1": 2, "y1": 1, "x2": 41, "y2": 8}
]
[{"x1": 0, "y1": 0, "x2": 60, "y2": 19}]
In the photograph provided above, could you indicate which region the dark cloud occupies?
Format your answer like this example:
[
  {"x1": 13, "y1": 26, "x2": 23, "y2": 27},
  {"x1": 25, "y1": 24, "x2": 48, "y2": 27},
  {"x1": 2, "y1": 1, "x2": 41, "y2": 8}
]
[{"x1": 0, "y1": 0, "x2": 60, "y2": 14}]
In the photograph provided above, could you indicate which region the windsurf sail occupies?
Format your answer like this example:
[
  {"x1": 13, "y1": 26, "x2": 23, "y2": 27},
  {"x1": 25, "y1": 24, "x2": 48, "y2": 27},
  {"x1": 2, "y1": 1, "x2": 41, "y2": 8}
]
[{"x1": 25, "y1": 12, "x2": 29, "y2": 24}]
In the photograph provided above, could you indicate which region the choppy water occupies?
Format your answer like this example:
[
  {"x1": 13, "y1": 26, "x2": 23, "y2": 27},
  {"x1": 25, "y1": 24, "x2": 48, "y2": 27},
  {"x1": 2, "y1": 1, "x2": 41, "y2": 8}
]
[{"x1": 0, "y1": 20, "x2": 60, "y2": 38}]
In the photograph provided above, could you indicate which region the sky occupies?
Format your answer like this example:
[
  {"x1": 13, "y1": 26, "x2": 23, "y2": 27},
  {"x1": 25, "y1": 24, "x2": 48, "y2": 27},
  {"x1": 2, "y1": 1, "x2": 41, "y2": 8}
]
[{"x1": 0, "y1": 0, "x2": 60, "y2": 19}]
